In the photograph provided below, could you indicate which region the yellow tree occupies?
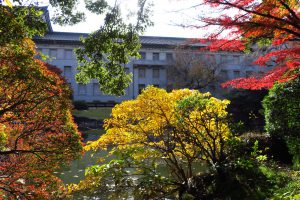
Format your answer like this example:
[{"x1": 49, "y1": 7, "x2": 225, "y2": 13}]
[{"x1": 71, "y1": 86, "x2": 231, "y2": 199}]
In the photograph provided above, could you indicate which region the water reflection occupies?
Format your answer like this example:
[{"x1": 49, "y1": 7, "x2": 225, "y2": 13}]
[{"x1": 56, "y1": 130, "x2": 105, "y2": 184}]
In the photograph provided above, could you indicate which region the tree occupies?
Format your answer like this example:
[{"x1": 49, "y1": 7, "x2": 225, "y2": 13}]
[
  {"x1": 1, "y1": 0, "x2": 85, "y2": 26},
  {"x1": 1, "y1": 0, "x2": 152, "y2": 96},
  {"x1": 75, "y1": 1, "x2": 153, "y2": 96},
  {"x1": 0, "y1": 36, "x2": 83, "y2": 199},
  {"x1": 188, "y1": 0, "x2": 300, "y2": 89},
  {"x1": 70, "y1": 86, "x2": 232, "y2": 199},
  {"x1": 0, "y1": 6, "x2": 46, "y2": 46},
  {"x1": 167, "y1": 47, "x2": 222, "y2": 91},
  {"x1": 0, "y1": 3, "x2": 85, "y2": 199},
  {"x1": 0, "y1": 1, "x2": 152, "y2": 198}
]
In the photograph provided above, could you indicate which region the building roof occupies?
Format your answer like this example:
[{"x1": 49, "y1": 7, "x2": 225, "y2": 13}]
[
  {"x1": 35, "y1": 6, "x2": 207, "y2": 49},
  {"x1": 39, "y1": 6, "x2": 53, "y2": 32},
  {"x1": 34, "y1": 31, "x2": 207, "y2": 49}
]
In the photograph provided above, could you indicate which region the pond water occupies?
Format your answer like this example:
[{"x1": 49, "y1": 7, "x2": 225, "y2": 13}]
[
  {"x1": 55, "y1": 128, "x2": 208, "y2": 198},
  {"x1": 55, "y1": 130, "x2": 104, "y2": 184}
]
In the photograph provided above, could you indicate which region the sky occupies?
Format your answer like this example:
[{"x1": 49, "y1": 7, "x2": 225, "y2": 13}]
[{"x1": 51, "y1": 0, "x2": 206, "y2": 38}]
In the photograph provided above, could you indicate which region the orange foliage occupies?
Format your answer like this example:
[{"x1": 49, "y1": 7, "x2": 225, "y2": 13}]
[
  {"x1": 0, "y1": 38, "x2": 83, "y2": 199},
  {"x1": 200, "y1": 0, "x2": 300, "y2": 89}
]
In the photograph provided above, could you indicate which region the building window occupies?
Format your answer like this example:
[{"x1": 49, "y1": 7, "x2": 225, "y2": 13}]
[
  {"x1": 220, "y1": 69, "x2": 228, "y2": 79},
  {"x1": 195, "y1": 54, "x2": 203, "y2": 61},
  {"x1": 153, "y1": 52, "x2": 159, "y2": 61},
  {"x1": 220, "y1": 55, "x2": 228, "y2": 63},
  {"x1": 138, "y1": 68, "x2": 146, "y2": 78},
  {"x1": 258, "y1": 71, "x2": 264, "y2": 77},
  {"x1": 206, "y1": 54, "x2": 215, "y2": 62},
  {"x1": 166, "y1": 53, "x2": 173, "y2": 61},
  {"x1": 138, "y1": 84, "x2": 146, "y2": 94},
  {"x1": 139, "y1": 52, "x2": 146, "y2": 60},
  {"x1": 232, "y1": 55, "x2": 240, "y2": 64},
  {"x1": 204, "y1": 54, "x2": 216, "y2": 63},
  {"x1": 246, "y1": 70, "x2": 253, "y2": 78},
  {"x1": 49, "y1": 49, "x2": 57, "y2": 58},
  {"x1": 93, "y1": 83, "x2": 101, "y2": 96},
  {"x1": 153, "y1": 68, "x2": 160, "y2": 79},
  {"x1": 65, "y1": 49, "x2": 73, "y2": 59},
  {"x1": 78, "y1": 84, "x2": 87, "y2": 95},
  {"x1": 64, "y1": 66, "x2": 72, "y2": 78},
  {"x1": 233, "y1": 70, "x2": 240, "y2": 78}
]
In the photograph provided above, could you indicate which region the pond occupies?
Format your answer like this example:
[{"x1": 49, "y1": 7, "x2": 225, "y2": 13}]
[
  {"x1": 55, "y1": 130, "x2": 104, "y2": 184},
  {"x1": 55, "y1": 126, "x2": 208, "y2": 199}
]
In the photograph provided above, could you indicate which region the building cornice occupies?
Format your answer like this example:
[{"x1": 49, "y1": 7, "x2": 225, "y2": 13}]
[{"x1": 34, "y1": 31, "x2": 209, "y2": 49}]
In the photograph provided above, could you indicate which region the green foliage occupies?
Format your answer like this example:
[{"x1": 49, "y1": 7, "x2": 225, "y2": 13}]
[
  {"x1": 4, "y1": 0, "x2": 85, "y2": 26},
  {"x1": 263, "y1": 76, "x2": 300, "y2": 138},
  {"x1": 263, "y1": 76, "x2": 300, "y2": 168},
  {"x1": 257, "y1": 38, "x2": 272, "y2": 48},
  {"x1": 70, "y1": 87, "x2": 232, "y2": 199},
  {"x1": 225, "y1": 89, "x2": 268, "y2": 133},
  {"x1": 75, "y1": 1, "x2": 152, "y2": 96},
  {"x1": 84, "y1": 0, "x2": 108, "y2": 14},
  {"x1": 223, "y1": 136, "x2": 299, "y2": 200},
  {"x1": 50, "y1": 0, "x2": 85, "y2": 25},
  {"x1": 0, "y1": 124, "x2": 7, "y2": 151},
  {"x1": 259, "y1": 166, "x2": 300, "y2": 200},
  {"x1": 1, "y1": 0, "x2": 152, "y2": 198},
  {"x1": 71, "y1": 147, "x2": 172, "y2": 199},
  {"x1": 3, "y1": 0, "x2": 152, "y2": 96},
  {"x1": 271, "y1": 172, "x2": 300, "y2": 200},
  {"x1": 230, "y1": 138, "x2": 268, "y2": 170},
  {"x1": 0, "y1": 6, "x2": 46, "y2": 46},
  {"x1": 286, "y1": 138, "x2": 300, "y2": 169}
]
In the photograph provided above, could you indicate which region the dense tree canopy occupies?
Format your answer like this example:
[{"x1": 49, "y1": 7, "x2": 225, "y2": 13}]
[
  {"x1": 0, "y1": 37, "x2": 83, "y2": 199},
  {"x1": 71, "y1": 86, "x2": 232, "y2": 199},
  {"x1": 263, "y1": 76, "x2": 300, "y2": 168},
  {"x1": 75, "y1": 0, "x2": 152, "y2": 96},
  {"x1": 0, "y1": 2, "x2": 84, "y2": 199},
  {"x1": 191, "y1": 0, "x2": 300, "y2": 89},
  {"x1": 0, "y1": 5, "x2": 46, "y2": 46}
]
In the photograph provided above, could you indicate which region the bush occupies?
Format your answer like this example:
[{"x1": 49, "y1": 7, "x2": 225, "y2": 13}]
[
  {"x1": 263, "y1": 76, "x2": 300, "y2": 168},
  {"x1": 73, "y1": 100, "x2": 89, "y2": 110},
  {"x1": 225, "y1": 89, "x2": 268, "y2": 133}
]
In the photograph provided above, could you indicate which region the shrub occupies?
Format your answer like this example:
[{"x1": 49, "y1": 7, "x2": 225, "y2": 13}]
[
  {"x1": 263, "y1": 76, "x2": 300, "y2": 168},
  {"x1": 225, "y1": 89, "x2": 268, "y2": 133}
]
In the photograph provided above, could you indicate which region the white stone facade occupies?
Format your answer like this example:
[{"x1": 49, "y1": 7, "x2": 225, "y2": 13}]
[{"x1": 34, "y1": 32, "x2": 270, "y2": 102}]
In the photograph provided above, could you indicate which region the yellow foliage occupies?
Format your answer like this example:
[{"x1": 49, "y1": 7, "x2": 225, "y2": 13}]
[
  {"x1": 87, "y1": 86, "x2": 232, "y2": 166},
  {"x1": 4, "y1": 0, "x2": 13, "y2": 8},
  {"x1": 0, "y1": 124, "x2": 8, "y2": 150}
]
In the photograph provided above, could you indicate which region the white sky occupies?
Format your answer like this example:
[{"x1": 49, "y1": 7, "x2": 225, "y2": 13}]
[{"x1": 51, "y1": 0, "x2": 207, "y2": 38}]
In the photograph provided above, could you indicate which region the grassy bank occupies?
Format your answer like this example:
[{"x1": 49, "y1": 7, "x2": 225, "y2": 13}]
[{"x1": 72, "y1": 107, "x2": 112, "y2": 121}]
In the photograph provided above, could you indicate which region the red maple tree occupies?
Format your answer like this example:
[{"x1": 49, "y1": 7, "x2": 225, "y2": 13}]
[
  {"x1": 194, "y1": 0, "x2": 300, "y2": 89},
  {"x1": 0, "y1": 38, "x2": 83, "y2": 199}
]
